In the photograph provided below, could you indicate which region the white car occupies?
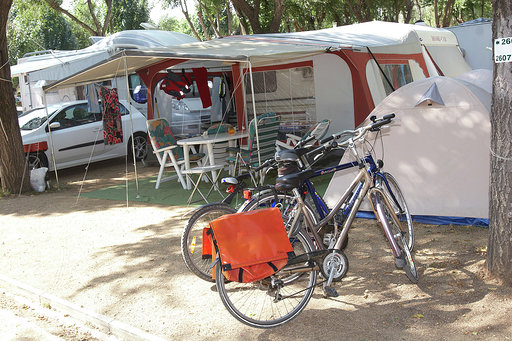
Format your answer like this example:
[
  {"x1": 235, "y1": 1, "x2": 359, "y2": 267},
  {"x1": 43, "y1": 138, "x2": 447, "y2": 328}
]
[{"x1": 19, "y1": 100, "x2": 148, "y2": 171}]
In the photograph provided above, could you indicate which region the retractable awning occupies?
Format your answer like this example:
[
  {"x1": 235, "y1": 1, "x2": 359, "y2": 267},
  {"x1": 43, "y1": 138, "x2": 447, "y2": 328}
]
[{"x1": 44, "y1": 39, "x2": 332, "y2": 92}]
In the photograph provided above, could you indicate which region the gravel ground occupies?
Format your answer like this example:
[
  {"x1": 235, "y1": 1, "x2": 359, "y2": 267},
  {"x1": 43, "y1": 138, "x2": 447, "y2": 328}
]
[
  {"x1": 0, "y1": 289, "x2": 112, "y2": 340},
  {"x1": 1, "y1": 158, "x2": 511, "y2": 340}
]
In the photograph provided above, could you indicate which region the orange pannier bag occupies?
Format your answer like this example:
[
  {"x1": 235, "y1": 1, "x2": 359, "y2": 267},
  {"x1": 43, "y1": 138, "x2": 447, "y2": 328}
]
[{"x1": 208, "y1": 207, "x2": 294, "y2": 283}]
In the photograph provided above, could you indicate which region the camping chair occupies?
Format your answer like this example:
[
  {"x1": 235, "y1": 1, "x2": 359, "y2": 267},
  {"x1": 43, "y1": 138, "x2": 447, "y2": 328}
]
[
  {"x1": 146, "y1": 118, "x2": 205, "y2": 190},
  {"x1": 275, "y1": 119, "x2": 330, "y2": 150},
  {"x1": 226, "y1": 112, "x2": 280, "y2": 183},
  {"x1": 181, "y1": 164, "x2": 225, "y2": 204},
  {"x1": 202, "y1": 122, "x2": 234, "y2": 167}
]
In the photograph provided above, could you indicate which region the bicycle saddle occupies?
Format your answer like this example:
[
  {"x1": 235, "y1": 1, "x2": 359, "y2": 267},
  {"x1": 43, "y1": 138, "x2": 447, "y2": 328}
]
[
  {"x1": 275, "y1": 148, "x2": 310, "y2": 162},
  {"x1": 275, "y1": 169, "x2": 314, "y2": 192}
]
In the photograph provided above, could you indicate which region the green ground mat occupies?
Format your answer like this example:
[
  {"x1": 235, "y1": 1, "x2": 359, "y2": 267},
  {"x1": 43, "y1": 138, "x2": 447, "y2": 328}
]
[{"x1": 81, "y1": 170, "x2": 334, "y2": 207}]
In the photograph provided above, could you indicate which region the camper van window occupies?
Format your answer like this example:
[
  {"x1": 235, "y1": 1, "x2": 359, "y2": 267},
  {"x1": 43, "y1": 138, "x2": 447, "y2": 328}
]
[
  {"x1": 129, "y1": 74, "x2": 147, "y2": 104},
  {"x1": 380, "y1": 64, "x2": 413, "y2": 95}
]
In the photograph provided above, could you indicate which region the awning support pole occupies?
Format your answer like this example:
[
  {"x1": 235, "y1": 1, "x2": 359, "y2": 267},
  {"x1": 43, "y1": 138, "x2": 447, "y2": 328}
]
[
  {"x1": 42, "y1": 93, "x2": 59, "y2": 189},
  {"x1": 124, "y1": 53, "x2": 140, "y2": 203}
]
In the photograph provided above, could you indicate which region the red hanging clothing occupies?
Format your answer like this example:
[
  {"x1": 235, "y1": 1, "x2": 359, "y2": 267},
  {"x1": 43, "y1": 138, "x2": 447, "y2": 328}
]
[
  {"x1": 100, "y1": 87, "x2": 123, "y2": 145},
  {"x1": 192, "y1": 67, "x2": 212, "y2": 108}
]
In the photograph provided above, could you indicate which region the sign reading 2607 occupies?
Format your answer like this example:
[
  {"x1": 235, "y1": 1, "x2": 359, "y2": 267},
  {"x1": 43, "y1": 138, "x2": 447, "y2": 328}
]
[{"x1": 494, "y1": 37, "x2": 512, "y2": 63}]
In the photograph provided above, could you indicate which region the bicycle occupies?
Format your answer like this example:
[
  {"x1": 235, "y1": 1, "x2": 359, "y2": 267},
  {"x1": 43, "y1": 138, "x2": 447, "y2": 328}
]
[
  {"x1": 181, "y1": 138, "x2": 345, "y2": 282},
  {"x1": 180, "y1": 158, "x2": 277, "y2": 281},
  {"x1": 214, "y1": 114, "x2": 418, "y2": 328}
]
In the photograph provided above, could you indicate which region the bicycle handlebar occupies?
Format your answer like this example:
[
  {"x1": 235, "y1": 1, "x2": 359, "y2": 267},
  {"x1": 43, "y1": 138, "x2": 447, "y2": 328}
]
[
  {"x1": 295, "y1": 135, "x2": 316, "y2": 148},
  {"x1": 307, "y1": 113, "x2": 396, "y2": 161}
]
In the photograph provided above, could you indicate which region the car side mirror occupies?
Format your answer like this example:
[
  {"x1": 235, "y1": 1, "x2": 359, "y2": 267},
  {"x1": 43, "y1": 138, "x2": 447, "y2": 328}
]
[{"x1": 49, "y1": 122, "x2": 61, "y2": 129}]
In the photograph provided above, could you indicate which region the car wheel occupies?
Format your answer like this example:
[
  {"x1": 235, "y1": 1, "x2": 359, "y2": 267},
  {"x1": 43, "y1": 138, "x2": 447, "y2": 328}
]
[
  {"x1": 129, "y1": 133, "x2": 148, "y2": 161},
  {"x1": 27, "y1": 152, "x2": 49, "y2": 170}
]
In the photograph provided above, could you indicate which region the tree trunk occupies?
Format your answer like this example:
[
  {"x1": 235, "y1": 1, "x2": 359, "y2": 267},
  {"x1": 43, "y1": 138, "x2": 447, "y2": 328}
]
[
  {"x1": 0, "y1": 0, "x2": 31, "y2": 194},
  {"x1": 487, "y1": 0, "x2": 512, "y2": 285},
  {"x1": 231, "y1": 0, "x2": 262, "y2": 33},
  {"x1": 403, "y1": 0, "x2": 414, "y2": 23},
  {"x1": 441, "y1": 0, "x2": 456, "y2": 27},
  {"x1": 196, "y1": 3, "x2": 211, "y2": 40},
  {"x1": 232, "y1": 4, "x2": 249, "y2": 34},
  {"x1": 226, "y1": 0, "x2": 233, "y2": 35},
  {"x1": 268, "y1": 0, "x2": 285, "y2": 33},
  {"x1": 433, "y1": 0, "x2": 440, "y2": 27},
  {"x1": 179, "y1": 0, "x2": 202, "y2": 41},
  {"x1": 43, "y1": 0, "x2": 109, "y2": 36}
]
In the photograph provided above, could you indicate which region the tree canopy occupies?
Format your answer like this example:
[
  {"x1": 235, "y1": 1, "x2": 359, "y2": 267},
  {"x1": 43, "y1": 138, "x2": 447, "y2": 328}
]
[{"x1": 160, "y1": 0, "x2": 492, "y2": 40}]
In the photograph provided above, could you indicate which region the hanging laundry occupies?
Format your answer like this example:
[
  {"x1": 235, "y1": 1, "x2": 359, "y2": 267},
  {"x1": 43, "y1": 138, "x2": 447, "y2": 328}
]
[
  {"x1": 160, "y1": 70, "x2": 192, "y2": 100},
  {"x1": 86, "y1": 84, "x2": 101, "y2": 114},
  {"x1": 192, "y1": 67, "x2": 212, "y2": 108},
  {"x1": 99, "y1": 86, "x2": 123, "y2": 145},
  {"x1": 160, "y1": 78, "x2": 185, "y2": 99}
]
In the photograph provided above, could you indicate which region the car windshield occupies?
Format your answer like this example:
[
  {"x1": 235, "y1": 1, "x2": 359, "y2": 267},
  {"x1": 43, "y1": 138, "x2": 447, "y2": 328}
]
[{"x1": 19, "y1": 106, "x2": 60, "y2": 130}]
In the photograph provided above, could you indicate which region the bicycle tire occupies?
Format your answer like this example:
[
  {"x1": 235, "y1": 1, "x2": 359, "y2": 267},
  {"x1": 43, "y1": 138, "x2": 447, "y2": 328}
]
[
  {"x1": 181, "y1": 203, "x2": 237, "y2": 282},
  {"x1": 376, "y1": 172, "x2": 414, "y2": 251},
  {"x1": 215, "y1": 229, "x2": 317, "y2": 328},
  {"x1": 372, "y1": 192, "x2": 419, "y2": 284}
]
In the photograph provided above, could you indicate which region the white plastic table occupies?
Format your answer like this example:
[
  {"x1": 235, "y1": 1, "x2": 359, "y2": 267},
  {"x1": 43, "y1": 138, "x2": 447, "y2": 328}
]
[{"x1": 177, "y1": 131, "x2": 248, "y2": 190}]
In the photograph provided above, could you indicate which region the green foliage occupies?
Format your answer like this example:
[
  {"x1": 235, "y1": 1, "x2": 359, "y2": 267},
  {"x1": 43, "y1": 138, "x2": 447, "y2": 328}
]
[
  {"x1": 197, "y1": 0, "x2": 234, "y2": 37},
  {"x1": 110, "y1": 0, "x2": 150, "y2": 31},
  {"x1": 413, "y1": 0, "x2": 491, "y2": 26},
  {"x1": 8, "y1": 0, "x2": 78, "y2": 64},
  {"x1": 283, "y1": 0, "x2": 355, "y2": 32},
  {"x1": 68, "y1": 0, "x2": 108, "y2": 34},
  {"x1": 68, "y1": 19, "x2": 91, "y2": 49},
  {"x1": 159, "y1": 15, "x2": 193, "y2": 35},
  {"x1": 452, "y1": 0, "x2": 492, "y2": 23}
]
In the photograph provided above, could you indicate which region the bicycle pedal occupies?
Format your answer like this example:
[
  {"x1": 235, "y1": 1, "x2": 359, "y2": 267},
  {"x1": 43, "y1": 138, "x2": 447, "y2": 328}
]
[{"x1": 323, "y1": 286, "x2": 339, "y2": 298}]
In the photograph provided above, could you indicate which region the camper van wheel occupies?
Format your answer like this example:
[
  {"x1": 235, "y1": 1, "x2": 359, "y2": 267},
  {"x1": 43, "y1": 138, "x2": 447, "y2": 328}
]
[
  {"x1": 129, "y1": 133, "x2": 148, "y2": 161},
  {"x1": 27, "y1": 152, "x2": 48, "y2": 170}
]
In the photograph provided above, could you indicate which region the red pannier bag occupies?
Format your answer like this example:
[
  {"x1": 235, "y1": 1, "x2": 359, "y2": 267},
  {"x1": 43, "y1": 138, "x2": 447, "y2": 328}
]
[{"x1": 208, "y1": 207, "x2": 294, "y2": 283}]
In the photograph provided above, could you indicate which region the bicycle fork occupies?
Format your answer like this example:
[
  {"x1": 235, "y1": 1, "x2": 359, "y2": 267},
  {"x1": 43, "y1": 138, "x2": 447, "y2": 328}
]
[{"x1": 368, "y1": 187, "x2": 404, "y2": 265}]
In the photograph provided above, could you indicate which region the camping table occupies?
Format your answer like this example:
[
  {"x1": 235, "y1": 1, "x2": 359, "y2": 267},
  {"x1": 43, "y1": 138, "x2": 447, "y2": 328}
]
[{"x1": 177, "y1": 131, "x2": 248, "y2": 190}]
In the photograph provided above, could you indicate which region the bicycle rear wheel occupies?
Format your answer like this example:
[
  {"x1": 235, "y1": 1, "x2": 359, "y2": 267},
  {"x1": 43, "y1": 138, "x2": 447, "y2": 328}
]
[
  {"x1": 215, "y1": 229, "x2": 317, "y2": 328},
  {"x1": 376, "y1": 172, "x2": 414, "y2": 251},
  {"x1": 181, "y1": 203, "x2": 237, "y2": 282},
  {"x1": 372, "y1": 192, "x2": 419, "y2": 284}
]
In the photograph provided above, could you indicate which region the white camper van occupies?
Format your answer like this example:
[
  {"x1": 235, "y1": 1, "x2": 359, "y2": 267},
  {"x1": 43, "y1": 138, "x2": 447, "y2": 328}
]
[{"x1": 11, "y1": 30, "x2": 198, "y2": 117}]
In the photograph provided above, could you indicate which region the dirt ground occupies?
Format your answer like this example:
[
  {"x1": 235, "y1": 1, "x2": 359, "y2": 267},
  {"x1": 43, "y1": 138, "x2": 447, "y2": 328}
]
[{"x1": 1, "y1": 158, "x2": 511, "y2": 340}]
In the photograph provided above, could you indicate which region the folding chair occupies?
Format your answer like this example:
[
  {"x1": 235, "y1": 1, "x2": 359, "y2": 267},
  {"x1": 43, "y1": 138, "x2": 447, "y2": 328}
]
[
  {"x1": 181, "y1": 164, "x2": 225, "y2": 204},
  {"x1": 146, "y1": 118, "x2": 205, "y2": 189},
  {"x1": 226, "y1": 112, "x2": 280, "y2": 183},
  {"x1": 276, "y1": 119, "x2": 330, "y2": 150},
  {"x1": 203, "y1": 122, "x2": 234, "y2": 166}
]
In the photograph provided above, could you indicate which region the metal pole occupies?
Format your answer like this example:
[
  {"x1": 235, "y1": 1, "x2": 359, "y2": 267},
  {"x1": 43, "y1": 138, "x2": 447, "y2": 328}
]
[
  {"x1": 123, "y1": 53, "x2": 140, "y2": 201},
  {"x1": 247, "y1": 61, "x2": 263, "y2": 182},
  {"x1": 42, "y1": 93, "x2": 59, "y2": 189}
]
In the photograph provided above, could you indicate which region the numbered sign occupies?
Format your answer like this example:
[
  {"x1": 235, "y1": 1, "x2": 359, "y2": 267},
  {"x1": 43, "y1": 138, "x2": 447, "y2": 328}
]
[{"x1": 495, "y1": 37, "x2": 512, "y2": 63}]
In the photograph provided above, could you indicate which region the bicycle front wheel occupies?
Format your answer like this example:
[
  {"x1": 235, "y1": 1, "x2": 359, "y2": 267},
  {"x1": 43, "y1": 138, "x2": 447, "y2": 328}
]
[
  {"x1": 215, "y1": 229, "x2": 317, "y2": 328},
  {"x1": 376, "y1": 172, "x2": 414, "y2": 251},
  {"x1": 372, "y1": 192, "x2": 419, "y2": 284},
  {"x1": 181, "y1": 203, "x2": 237, "y2": 282}
]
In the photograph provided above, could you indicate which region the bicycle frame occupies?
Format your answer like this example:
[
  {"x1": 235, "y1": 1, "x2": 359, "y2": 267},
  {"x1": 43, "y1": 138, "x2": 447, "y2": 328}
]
[{"x1": 289, "y1": 147, "x2": 406, "y2": 260}]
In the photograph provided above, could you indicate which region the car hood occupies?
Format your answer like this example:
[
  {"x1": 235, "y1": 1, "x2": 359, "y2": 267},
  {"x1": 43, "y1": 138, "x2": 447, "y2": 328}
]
[{"x1": 182, "y1": 98, "x2": 211, "y2": 111}]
